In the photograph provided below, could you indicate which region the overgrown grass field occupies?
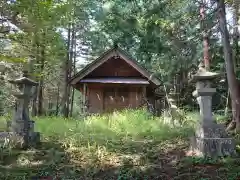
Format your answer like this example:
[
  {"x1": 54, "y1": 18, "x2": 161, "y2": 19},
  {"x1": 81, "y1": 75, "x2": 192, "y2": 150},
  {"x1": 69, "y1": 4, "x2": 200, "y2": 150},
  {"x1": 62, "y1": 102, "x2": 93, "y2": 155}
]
[{"x1": 0, "y1": 109, "x2": 240, "y2": 179}]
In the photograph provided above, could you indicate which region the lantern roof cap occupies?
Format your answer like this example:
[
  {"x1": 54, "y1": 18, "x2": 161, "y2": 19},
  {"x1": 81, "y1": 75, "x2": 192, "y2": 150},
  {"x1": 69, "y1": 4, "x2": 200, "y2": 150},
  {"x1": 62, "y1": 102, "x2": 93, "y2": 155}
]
[
  {"x1": 190, "y1": 63, "x2": 219, "y2": 83},
  {"x1": 9, "y1": 77, "x2": 38, "y2": 85}
]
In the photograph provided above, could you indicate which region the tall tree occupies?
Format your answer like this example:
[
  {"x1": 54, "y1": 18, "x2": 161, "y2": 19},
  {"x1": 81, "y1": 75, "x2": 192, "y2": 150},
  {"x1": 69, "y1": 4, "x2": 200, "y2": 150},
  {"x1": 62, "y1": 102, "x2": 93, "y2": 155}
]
[
  {"x1": 232, "y1": 0, "x2": 239, "y2": 70},
  {"x1": 217, "y1": 0, "x2": 240, "y2": 131},
  {"x1": 70, "y1": 23, "x2": 77, "y2": 117},
  {"x1": 200, "y1": 0, "x2": 211, "y2": 70},
  {"x1": 37, "y1": 31, "x2": 46, "y2": 116},
  {"x1": 62, "y1": 24, "x2": 72, "y2": 117}
]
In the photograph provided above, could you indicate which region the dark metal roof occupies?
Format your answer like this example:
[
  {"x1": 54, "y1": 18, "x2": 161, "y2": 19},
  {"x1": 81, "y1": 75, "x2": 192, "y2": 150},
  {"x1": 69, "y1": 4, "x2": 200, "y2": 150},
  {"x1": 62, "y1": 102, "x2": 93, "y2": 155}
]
[{"x1": 79, "y1": 78, "x2": 149, "y2": 84}]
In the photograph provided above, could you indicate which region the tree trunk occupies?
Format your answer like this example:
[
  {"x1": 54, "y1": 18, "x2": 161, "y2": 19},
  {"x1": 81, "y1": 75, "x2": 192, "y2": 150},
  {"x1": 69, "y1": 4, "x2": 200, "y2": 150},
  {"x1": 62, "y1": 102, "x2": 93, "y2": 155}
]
[
  {"x1": 68, "y1": 23, "x2": 75, "y2": 117},
  {"x1": 61, "y1": 24, "x2": 72, "y2": 117},
  {"x1": 70, "y1": 24, "x2": 76, "y2": 117},
  {"x1": 217, "y1": 0, "x2": 240, "y2": 131},
  {"x1": 225, "y1": 88, "x2": 230, "y2": 116},
  {"x1": 200, "y1": 0, "x2": 210, "y2": 70},
  {"x1": 232, "y1": 0, "x2": 239, "y2": 70},
  {"x1": 229, "y1": 0, "x2": 240, "y2": 130},
  {"x1": 0, "y1": 81, "x2": 4, "y2": 115},
  {"x1": 31, "y1": 87, "x2": 38, "y2": 116},
  {"x1": 31, "y1": 33, "x2": 39, "y2": 116},
  {"x1": 56, "y1": 82, "x2": 60, "y2": 116},
  {"x1": 37, "y1": 32, "x2": 46, "y2": 116}
]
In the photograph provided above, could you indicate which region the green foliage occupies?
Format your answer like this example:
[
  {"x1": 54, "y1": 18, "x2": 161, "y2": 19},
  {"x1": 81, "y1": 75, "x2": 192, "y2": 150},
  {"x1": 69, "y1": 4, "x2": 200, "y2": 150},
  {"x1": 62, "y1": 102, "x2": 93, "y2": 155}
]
[
  {"x1": 1, "y1": 0, "x2": 233, "y2": 116},
  {"x1": 88, "y1": 0, "x2": 201, "y2": 78},
  {"x1": 0, "y1": 110, "x2": 239, "y2": 179}
]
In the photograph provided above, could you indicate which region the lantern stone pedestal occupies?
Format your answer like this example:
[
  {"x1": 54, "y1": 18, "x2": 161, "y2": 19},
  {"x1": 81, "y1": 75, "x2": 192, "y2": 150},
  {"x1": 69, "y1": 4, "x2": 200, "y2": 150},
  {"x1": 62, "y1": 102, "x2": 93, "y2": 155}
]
[
  {"x1": 189, "y1": 66, "x2": 236, "y2": 157},
  {"x1": 0, "y1": 72, "x2": 40, "y2": 149}
]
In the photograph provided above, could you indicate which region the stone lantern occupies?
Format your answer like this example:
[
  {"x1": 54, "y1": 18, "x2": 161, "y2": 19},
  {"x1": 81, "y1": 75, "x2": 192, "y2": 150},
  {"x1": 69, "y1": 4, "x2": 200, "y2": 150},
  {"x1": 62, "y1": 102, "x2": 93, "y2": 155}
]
[
  {"x1": 1, "y1": 71, "x2": 40, "y2": 148},
  {"x1": 189, "y1": 64, "x2": 235, "y2": 157}
]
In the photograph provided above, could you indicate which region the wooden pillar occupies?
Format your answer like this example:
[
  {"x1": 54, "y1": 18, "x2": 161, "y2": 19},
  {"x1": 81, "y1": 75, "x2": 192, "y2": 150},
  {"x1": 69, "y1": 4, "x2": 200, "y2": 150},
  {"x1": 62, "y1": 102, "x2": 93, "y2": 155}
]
[
  {"x1": 153, "y1": 94, "x2": 156, "y2": 111},
  {"x1": 134, "y1": 88, "x2": 138, "y2": 107},
  {"x1": 83, "y1": 83, "x2": 87, "y2": 115},
  {"x1": 140, "y1": 86, "x2": 147, "y2": 108},
  {"x1": 142, "y1": 86, "x2": 146, "y2": 99}
]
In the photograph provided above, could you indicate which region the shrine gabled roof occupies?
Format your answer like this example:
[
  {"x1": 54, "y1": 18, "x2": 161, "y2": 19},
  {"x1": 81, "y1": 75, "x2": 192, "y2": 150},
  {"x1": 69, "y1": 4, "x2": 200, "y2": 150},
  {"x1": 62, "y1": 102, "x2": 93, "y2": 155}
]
[{"x1": 69, "y1": 46, "x2": 161, "y2": 86}]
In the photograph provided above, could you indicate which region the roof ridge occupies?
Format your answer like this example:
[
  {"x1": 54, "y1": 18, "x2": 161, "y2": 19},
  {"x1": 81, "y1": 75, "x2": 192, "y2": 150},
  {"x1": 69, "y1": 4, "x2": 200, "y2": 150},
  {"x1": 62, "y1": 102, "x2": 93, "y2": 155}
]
[{"x1": 69, "y1": 46, "x2": 161, "y2": 86}]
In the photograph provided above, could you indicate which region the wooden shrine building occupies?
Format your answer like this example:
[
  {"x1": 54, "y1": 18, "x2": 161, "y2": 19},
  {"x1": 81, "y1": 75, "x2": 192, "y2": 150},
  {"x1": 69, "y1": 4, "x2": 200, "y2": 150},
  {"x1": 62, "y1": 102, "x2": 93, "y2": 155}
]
[{"x1": 69, "y1": 46, "x2": 162, "y2": 114}]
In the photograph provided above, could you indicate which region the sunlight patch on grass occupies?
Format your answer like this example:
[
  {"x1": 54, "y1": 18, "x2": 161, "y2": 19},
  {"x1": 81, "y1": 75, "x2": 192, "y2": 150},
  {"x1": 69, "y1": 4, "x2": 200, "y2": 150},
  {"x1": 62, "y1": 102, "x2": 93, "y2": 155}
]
[{"x1": 34, "y1": 109, "x2": 193, "y2": 149}]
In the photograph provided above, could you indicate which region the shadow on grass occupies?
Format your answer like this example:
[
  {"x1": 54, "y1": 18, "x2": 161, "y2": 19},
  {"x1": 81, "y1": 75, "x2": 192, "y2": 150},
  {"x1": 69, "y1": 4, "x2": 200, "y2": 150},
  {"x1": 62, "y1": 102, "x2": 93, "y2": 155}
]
[
  {"x1": 1, "y1": 112, "x2": 240, "y2": 179},
  {"x1": 0, "y1": 138, "x2": 240, "y2": 179},
  {"x1": 67, "y1": 120, "x2": 195, "y2": 153},
  {"x1": 0, "y1": 141, "x2": 82, "y2": 180}
]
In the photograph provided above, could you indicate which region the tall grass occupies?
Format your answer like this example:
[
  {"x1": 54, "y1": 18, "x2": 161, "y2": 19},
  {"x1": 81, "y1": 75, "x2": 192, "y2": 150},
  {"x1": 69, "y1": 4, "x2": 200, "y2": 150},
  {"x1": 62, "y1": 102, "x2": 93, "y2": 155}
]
[
  {"x1": 2, "y1": 110, "x2": 239, "y2": 180},
  {"x1": 35, "y1": 109, "x2": 193, "y2": 148}
]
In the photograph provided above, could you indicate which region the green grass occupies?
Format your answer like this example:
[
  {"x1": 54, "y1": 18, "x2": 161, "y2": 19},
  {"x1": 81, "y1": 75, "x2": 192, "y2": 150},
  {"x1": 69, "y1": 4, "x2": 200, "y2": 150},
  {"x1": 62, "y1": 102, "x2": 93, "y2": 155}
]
[
  {"x1": 36, "y1": 109, "x2": 192, "y2": 144},
  {"x1": 0, "y1": 109, "x2": 239, "y2": 179}
]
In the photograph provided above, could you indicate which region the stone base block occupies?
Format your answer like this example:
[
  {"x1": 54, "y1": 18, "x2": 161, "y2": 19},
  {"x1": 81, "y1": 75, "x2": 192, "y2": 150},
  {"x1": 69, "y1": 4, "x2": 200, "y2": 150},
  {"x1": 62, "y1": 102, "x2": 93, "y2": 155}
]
[
  {"x1": 8, "y1": 120, "x2": 36, "y2": 134},
  {"x1": 190, "y1": 135, "x2": 236, "y2": 157},
  {"x1": 30, "y1": 132, "x2": 41, "y2": 146},
  {"x1": 195, "y1": 122, "x2": 229, "y2": 139},
  {"x1": 0, "y1": 131, "x2": 40, "y2": 148}
]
